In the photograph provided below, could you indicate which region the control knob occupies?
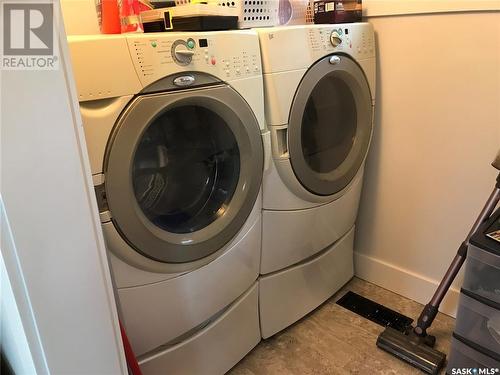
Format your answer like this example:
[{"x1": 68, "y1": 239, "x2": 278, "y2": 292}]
[
  {"x1": 330, "y1": 31, "x2": 342, "y2": 47},
  {"x1": 171, "y1": 39, "x2": 195, "y2": 66}
]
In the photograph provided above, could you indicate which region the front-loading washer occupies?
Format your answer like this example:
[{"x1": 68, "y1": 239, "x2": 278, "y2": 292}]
[
  {"x1": 68, "y1": 30, "x2": 269, "y2": 374},
  {"x1": 256, "y1": 23, "x2": 376, "y2": 338}
]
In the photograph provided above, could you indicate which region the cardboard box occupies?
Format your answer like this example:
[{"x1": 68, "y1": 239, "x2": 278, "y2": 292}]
[{"x1": 313, "y1": 0, "x2": 362, "y2": 24}]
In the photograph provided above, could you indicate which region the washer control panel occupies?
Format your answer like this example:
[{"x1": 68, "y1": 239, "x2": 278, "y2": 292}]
[{"x1": 127, "y1": 32, "x2": 262, "y2": 87}]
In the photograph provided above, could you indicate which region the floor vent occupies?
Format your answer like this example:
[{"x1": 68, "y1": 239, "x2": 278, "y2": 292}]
[{"x1": 336, "y1": 291, "x2": 413, "y2": 333}]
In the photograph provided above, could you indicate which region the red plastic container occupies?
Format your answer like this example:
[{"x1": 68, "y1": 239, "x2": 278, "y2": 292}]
[
  {"x1": 100, "y1": 0, "x2": 121, "y2": 34},
  {"x1": 120, "y1": 0, "x2": 144, "y2": 33}
]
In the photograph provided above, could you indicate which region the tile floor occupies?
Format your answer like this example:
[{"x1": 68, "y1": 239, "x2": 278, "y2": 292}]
[{"x1": 230, "y1": 277, "x2": 455, "y2": 374}]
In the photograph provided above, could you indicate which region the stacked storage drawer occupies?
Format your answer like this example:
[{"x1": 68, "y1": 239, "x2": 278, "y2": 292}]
[{"x1": 447, "y1": 210, "x2": 500, "y2": 373}]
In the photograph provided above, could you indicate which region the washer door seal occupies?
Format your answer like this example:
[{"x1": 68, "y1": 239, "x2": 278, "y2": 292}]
[{"x1": 288, "y1": 54, "x2": 373, "y2": 196}]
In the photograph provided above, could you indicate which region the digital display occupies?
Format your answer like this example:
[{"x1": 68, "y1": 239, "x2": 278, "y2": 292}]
[
  {"x1": 345, "y1": 29, "x2": 349, "y2": 35},
  {"x1": 199, "y1": 39, "x2": 208, "y2": 47}
]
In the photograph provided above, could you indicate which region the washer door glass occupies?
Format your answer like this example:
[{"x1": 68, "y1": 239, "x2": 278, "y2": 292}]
[
  {"x1": 105, "y1": 85, "x2": 263, "y2": 264},
  {"x1": 133, "y1": 105, "x2": 240, "y2": 234},
  {"x1": 288, "y1": 55, "x2": 373, "y2": 196}
]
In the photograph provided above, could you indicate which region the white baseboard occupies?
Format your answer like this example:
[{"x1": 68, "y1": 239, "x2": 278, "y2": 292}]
[{"x1": 354, "y1": 252, "x2": 459, "y2": 318}]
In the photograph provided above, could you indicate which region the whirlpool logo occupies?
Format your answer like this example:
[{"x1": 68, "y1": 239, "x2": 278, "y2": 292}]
[
  {"x1": 1, "y1": 1, "x2": 59, "y2": 70},
  {"x1": 451, "y1": 368, "x2": 500, "y2": 375}
]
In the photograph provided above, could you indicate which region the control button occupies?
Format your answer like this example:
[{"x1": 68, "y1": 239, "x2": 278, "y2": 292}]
[
  {"x1": 187, "y1": 39, "x2": 195, "y2": 49},
  {"x1": 211, "y1": 57, "x2": 216, "y2": 65},
  {"x1": 236, "y1": 68, "x2": 240, "y2": 74},
  {"x1": 151, "y1": 41, "x2": 157, "y2": 48},
  {"x1": 225, "y1": 61, "x2": 230, "y2": 67},
  {"x1": 246, "y1": 66, "x2": 250, "y2": 72}
]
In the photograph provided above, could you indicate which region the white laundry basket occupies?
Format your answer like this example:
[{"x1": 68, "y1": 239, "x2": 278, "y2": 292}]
[{"x1": 277, "y1": 0, "x2": 314, "y2": 25}]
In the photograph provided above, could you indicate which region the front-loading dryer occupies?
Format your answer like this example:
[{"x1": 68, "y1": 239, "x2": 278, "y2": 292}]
[
  {"x1": 68, "y1": 30, "x2": 268, "y2": 374},
  {"x1": 256, "y1": 23, "x2": 376, "y2": 338}
]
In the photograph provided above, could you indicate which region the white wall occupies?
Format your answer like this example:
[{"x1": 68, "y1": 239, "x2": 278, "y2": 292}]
[
  {"x1": 0, "y1": 5, "x2": 127, "y2": 374},
  {"x1": 355, "y1": 11, "x2": 500, "y2": 317},
  {"x1": 363, "y1": 0, "x2": 499, "y2": 16}
]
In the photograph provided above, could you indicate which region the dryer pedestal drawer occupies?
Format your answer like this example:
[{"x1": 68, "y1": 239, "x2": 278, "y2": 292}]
[
  {"x1": 455, "y1": 292, "x2": 500, "y2": 355},
  {"x1": 259, "y1": 226, "x2": 354, "y2": 338},
  {"x1": 261, "y1": 174, "x2": 361, "y2": 274}
]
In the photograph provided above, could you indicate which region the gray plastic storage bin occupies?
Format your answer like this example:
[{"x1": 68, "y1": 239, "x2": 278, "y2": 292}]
[
  {"x1": 463, "y1": 244, "x2": 500, "y2": 304},
  {"x1": 455, "y1": 293, "x2": 500, "y2": 355},
  {"x1": 447, "y1": 336, "x2": 500, "y2": 373}
]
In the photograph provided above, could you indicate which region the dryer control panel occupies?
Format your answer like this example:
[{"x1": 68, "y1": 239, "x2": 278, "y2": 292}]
[
  {"x1": 307, "y1": 24, "x2": 375, "y2": 60},
  {"x1": 126, "y1": 31, "x2": 262, "y2": 87},
  {"x1": 258, "y1": 23, "x2": 375, "y2": 74}
]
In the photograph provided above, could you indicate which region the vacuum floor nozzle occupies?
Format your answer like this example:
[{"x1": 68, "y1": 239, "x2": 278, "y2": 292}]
[{"x1": 376, "y1": 327, "x2": 446, "y2": 375}]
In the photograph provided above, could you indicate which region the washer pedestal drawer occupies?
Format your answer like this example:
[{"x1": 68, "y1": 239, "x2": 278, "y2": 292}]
[{"x1": 138, "y1": 283, "x2": 260, "y2": 375}]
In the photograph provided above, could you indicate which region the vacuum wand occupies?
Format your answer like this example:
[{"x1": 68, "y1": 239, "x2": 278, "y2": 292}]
[
  {"x1": 377, "y1": 149, "x2": 500, "y2": 374},
  {"x1": 415, "y1": 152, "x2": 500, "y2": 337},
  {"x1": 415, "y1": 185, "x2": 500, "y2": 337}
]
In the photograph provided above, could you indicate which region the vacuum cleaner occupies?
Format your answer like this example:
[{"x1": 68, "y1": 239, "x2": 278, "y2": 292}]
[{"x1": 376, "y1": 149, "x2": 500, "y2": 374}]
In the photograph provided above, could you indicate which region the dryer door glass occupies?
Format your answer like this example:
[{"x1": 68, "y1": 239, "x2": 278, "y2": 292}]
[
  {"x1": 288, "y1": 55, "x2": 373, "y2": 196},
  {"x1": 104, "y1": 85, "x2": 263, "y2": 264},
  {"x1": 302, "y1": 75, "x2": 357, "y2": 174},
  {"x1": 132, "y1": 105, "x2": 240, "y2": 234}
]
